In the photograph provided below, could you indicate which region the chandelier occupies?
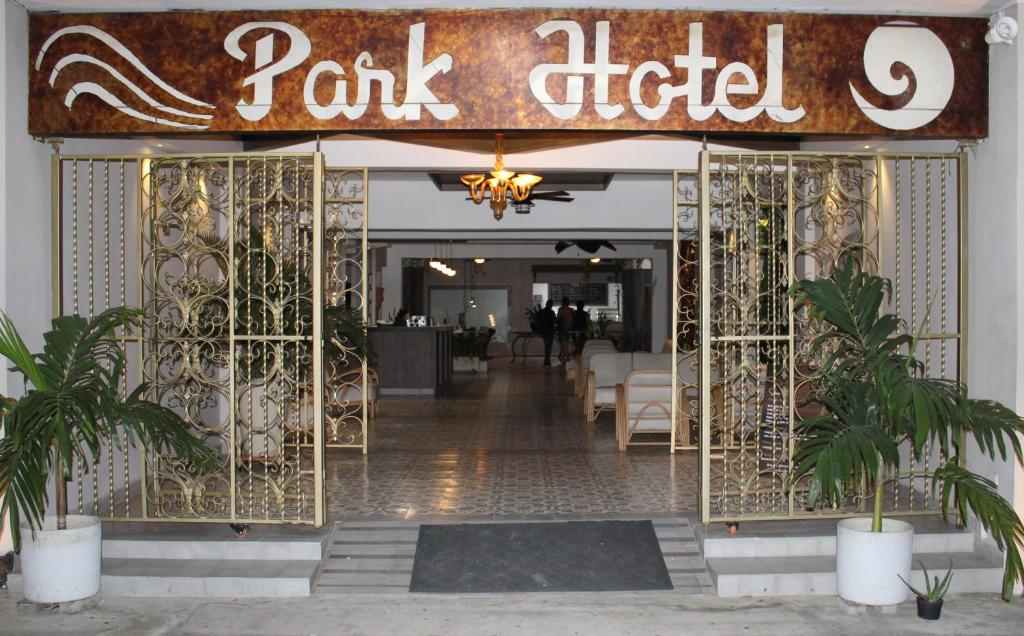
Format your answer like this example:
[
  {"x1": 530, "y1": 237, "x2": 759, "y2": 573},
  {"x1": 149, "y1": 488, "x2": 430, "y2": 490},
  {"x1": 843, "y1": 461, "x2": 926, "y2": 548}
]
[{"x1": 460, "y1": 133, "x2": 542, "y2": 221}]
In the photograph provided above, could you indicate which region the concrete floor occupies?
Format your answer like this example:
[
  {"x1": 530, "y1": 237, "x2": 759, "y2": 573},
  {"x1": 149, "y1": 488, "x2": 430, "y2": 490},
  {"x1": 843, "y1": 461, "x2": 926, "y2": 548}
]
[{"x1": 1, "y1": 592, "x2": 1022, "y2": 635}]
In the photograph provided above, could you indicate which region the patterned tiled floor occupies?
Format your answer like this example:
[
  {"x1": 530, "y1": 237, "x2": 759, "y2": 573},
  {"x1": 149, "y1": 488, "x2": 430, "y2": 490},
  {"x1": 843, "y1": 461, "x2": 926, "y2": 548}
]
[{"x1": 324, "y1": 361, "x2": 699, "y2": 520}]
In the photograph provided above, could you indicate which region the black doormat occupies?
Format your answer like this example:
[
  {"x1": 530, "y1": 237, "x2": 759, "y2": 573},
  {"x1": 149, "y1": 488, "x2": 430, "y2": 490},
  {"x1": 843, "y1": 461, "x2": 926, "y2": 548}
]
[{"x1": 409, "y1": 520, "x2": 673, "y2": 593}]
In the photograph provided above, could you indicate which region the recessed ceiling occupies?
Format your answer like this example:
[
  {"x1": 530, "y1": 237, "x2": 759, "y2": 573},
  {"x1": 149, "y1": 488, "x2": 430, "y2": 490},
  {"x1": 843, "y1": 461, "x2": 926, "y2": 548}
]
[
  {"x1": 355, "y1": 132, "x2": 639, "y2": 155},
  {"x1": 15, "y1": 0, "x2": 1005, "y2": 16}
]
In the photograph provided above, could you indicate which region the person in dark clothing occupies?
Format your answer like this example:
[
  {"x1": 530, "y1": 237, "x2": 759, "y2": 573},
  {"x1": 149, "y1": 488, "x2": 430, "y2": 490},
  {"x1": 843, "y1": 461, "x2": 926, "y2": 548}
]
[
  {"x1": 536, "y1": 299, "x2": 557, "y2": 366},
  {"x1": 572, "y1": 300, "x2": 590, "y2": 351},
  {"x1": 556, "y1": 296, "x2": 573, "y2": 363},
  {"x1": 393, "y1": 308, "x2": 409, "y2": 326}
]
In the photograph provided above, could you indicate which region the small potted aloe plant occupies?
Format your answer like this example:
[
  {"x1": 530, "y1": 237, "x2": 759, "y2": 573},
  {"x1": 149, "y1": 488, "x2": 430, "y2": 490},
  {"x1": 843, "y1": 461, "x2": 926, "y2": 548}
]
[{"x1": 899, "y1": 560, "x2": 954, "y2": 620}]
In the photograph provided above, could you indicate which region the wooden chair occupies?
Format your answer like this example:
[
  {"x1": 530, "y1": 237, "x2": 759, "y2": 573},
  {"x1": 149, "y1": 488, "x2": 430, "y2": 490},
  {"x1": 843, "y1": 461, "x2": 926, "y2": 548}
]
[
  {"x1": 585, "y1": 352, "x2": 633, "y2": 422},
  {"x1": 615, "y1": 368, "x2": 677, "y2": 450}
]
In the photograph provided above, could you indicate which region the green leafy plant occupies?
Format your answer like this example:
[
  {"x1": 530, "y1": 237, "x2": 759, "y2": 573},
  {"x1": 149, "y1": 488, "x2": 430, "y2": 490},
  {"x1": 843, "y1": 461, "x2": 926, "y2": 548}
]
[
  {"x1": 453, "y1": 329, "x2": 493, "y2": 359},
  {"x1": 898, "y1": 560, "x2": 954, "y2": 602},
  {"x1": 0, "y1": 308, "x2": 218, "y2": 551},
  {"x1": 788, "y1": 263, "x2": 1024, "y2": 600},
  {"x1": 324, "y1": 304, "x2": 373, "y2": 365}
]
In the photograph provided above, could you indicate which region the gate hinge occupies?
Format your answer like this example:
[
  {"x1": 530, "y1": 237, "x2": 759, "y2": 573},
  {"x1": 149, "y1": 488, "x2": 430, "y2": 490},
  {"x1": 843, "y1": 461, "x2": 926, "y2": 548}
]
[
  {"x1": 33, "y1": 136, "x2": 64, "y2": 153},
  {"x1": 955, "y1": 138, "x2": 982, "y2": 157}
]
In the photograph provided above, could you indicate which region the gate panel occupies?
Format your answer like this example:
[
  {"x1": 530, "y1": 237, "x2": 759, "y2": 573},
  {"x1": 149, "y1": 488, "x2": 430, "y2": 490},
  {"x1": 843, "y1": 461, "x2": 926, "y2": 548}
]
[
  {"x1": 140, "y1": 154, "x2": 324, "y2": 524},
  {"x1": 55, "y1": 153, "x2": 324, "y2": 524},
  {"x1": 690, "y1": 151, "x2": 964, "y2": 523},
  {"x1": 322, "y1": 168, "x2": 369, "y2": 452},
  {"x1": 671, "y1": 170, "x2": 701, "y2": 452},
  {"x1": 54, "y1": 156, "x2": 146, "y2": 519}
]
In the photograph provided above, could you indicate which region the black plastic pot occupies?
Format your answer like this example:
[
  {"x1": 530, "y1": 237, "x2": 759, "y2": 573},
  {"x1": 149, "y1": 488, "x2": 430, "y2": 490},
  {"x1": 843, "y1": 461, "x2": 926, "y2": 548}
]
[{"x1": 916, "y1": 597, "x2": 943, "y2": 620}]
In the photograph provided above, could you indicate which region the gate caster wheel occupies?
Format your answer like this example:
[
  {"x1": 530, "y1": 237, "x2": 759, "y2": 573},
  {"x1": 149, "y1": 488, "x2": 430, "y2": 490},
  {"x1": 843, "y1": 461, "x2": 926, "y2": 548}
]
[
  {"x1": 727, "y1": 522, "x2": 740, "y2": 535},
  {"x1": 230, "y1": 523, "x2": 251, "y2": 538}
]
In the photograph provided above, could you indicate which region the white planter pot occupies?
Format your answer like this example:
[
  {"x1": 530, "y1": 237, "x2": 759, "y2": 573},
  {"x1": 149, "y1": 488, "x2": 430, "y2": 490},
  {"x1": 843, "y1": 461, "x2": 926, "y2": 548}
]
[
  {"x1": 454, "y1": 356, "x2": 486, "y2": 373},
  {"x1": 836, "y1": 517, "x2": 914, "y2": 606},
  {"x1": 19, "y1": 515, "x2": 101, "y2": 603}
]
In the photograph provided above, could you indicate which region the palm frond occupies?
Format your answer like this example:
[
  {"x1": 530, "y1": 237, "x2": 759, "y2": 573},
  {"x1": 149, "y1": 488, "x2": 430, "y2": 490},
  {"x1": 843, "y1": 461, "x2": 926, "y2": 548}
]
[
  {"x1": 324, "y1": 305, "x2": 374, "y2": 364},
  {"x1": 104, "y1": 385, "x2": 219, "y2": 472},
  {"x1": 0, "y1": 312, "x2": 45, "y2": 390},
  {"x1": 791, "y1": 384, "x2": 900, "y2": 508},
  {"x1": 965, "y1": 399, "x2": 1024, "y2": 464},
  {"x1": 933, "y1": 461, "x2": 1024, "y2": 601},
  {"x1": 0, "y1": 307, "x2": 217, "y2": 551}
]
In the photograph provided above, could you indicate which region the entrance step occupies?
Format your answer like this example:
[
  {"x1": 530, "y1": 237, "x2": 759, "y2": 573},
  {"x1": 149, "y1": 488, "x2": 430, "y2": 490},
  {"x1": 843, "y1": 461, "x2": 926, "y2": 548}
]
[
  {"x1": 316, "y1": 517, "x2": 713, "y2": 595},
  {"x1": 99, "y1": 558, "x2": 320, "y2": 597},
  {"x1": 696, "y1": 516, "x2": 1002, "y2": 598},
  {"x1": 707, "y1": 550, "x2": 1003, "y2": 598},
  {"x1": 6, "y1": 522, "x2": 327, "y2": 598},
  {"x1": 700, "y1": 529, "x2": 975, "y2": 559}
]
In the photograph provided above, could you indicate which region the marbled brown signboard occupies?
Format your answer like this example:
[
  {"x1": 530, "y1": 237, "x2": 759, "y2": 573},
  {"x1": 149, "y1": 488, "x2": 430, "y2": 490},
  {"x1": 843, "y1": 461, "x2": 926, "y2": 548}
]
[{"x1": 28, "y1": 9, "x2": 987, "y2": 137}]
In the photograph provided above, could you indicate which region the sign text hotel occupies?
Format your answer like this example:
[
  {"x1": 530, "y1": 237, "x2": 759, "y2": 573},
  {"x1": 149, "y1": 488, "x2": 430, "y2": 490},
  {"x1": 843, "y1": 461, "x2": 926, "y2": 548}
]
[{"x1": 28, "y1": 9, "x2": 988, "y2": 137}]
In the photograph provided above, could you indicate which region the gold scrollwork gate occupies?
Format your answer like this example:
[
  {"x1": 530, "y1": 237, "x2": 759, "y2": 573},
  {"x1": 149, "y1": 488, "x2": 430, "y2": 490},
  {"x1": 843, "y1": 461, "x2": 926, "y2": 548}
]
[
  {"x1": 52, "y1": 152, "x2": 374, "y2": 526},
  {"x1": 322, "y1": 168, "x2": 369, "y2": 452},
  {"x1": 674, "y1": 151, "x2": 966, "y2": 524}
]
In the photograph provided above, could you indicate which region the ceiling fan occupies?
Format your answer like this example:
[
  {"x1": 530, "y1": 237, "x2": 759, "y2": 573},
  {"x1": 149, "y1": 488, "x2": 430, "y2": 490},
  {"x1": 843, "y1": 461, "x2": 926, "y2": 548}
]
[
  {"x1": 465, "y1": 189, "x2": 575, "y2": 214},
  {"x1": 554, "y1": 240, "x2": 617, "y2": 254}
]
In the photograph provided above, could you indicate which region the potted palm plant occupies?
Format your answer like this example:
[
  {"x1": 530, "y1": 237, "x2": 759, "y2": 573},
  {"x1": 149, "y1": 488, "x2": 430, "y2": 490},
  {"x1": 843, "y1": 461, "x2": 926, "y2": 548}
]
[
  {"x1": 0, "y1": 308, "x2": 217, "y2": 604},
  {"x1": 789, "y1": 264, "x2": 1024, "y2": 604}
]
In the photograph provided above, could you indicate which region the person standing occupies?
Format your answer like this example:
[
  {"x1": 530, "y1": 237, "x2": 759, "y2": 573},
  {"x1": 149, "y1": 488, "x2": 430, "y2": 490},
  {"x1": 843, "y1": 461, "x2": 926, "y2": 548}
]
[
  {"x1": 556, "y1": 296, "x2": 573, "y2": 364},
  {"x1": 572, "y1": 300, "x2": 590, "y2": 351},
  {"x1": 536, "y1": 299, "x2": 557, "y2": 367}
]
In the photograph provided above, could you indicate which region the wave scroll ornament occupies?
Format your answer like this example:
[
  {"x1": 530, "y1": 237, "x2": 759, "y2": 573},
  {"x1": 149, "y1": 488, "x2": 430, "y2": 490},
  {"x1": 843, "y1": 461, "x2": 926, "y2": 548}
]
[
  {"x1": 850, "y1": 24, "x2": 955, "y2": 131},
  {"x1": 37, "y1": 25, "x2": 215, "y2": 130}
]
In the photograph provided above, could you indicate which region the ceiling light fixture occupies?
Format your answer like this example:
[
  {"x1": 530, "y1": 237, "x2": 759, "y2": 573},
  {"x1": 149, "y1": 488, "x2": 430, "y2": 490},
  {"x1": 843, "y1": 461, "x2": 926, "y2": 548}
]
[
  {"x1": 473, "y1": 258, "x2": 486, "y2": 264},
  {"x1": 590, "y1": 257, "x2": 601, "y2": 264},
  {"x1": 460, "y1": 133, "x2": 542, "y2": 221}
]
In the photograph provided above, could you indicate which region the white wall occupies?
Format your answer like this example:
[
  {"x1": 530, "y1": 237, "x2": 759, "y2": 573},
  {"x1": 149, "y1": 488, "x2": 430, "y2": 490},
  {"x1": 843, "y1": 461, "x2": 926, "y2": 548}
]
[
  {"x1": 369, "y1": 171, "x2": 673, "y2": 231},
  {"x1": 0, "y1": 0, "x2": 10, "y2": 558},
  {"x1": 968, "y1": 3, "x2": 1024, "y2": 563},
  {"x1": 2, "y1": 0, "x2": 50, "y2": 554}
]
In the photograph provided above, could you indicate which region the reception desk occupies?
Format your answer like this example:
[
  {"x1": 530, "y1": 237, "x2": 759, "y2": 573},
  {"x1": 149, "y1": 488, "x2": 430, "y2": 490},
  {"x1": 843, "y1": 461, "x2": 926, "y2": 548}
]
[{"x1": 369, "y1": 326, "x2": 453, "y2": 396}]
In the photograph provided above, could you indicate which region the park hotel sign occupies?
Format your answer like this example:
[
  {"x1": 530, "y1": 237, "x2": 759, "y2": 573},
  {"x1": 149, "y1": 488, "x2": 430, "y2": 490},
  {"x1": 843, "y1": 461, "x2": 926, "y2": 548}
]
[{"x1": 28, "y1": 9, "x2": 988, "y2": 137}]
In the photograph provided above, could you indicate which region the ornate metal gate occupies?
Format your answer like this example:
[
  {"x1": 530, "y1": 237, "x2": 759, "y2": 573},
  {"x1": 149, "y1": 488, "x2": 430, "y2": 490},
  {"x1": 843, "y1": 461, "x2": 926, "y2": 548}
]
[
  {"x1": 322, "y1": 168, "x2": 369, "y2": 452},
  {"x1": 53, "y1": 152, "x2": 369, "y2": 526},
  {"x1": 673, "y1": 151, "x2": 966, "y2": 524}
]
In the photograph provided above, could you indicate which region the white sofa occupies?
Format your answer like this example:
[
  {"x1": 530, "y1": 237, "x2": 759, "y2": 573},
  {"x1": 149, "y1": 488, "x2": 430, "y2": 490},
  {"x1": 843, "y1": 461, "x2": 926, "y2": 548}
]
[
  {"x1": 574, "y1": 339, "x2": 617, "y2": 396},
  {"x1": 585, "y1": 352, "x2": 678, "y2": 423}
]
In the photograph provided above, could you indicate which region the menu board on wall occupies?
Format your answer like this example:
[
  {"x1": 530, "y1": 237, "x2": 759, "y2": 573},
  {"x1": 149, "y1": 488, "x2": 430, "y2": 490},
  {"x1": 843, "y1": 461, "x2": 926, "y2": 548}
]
[{"x1": 548, "y1": 284, "x2": 609, "y2": 306}]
